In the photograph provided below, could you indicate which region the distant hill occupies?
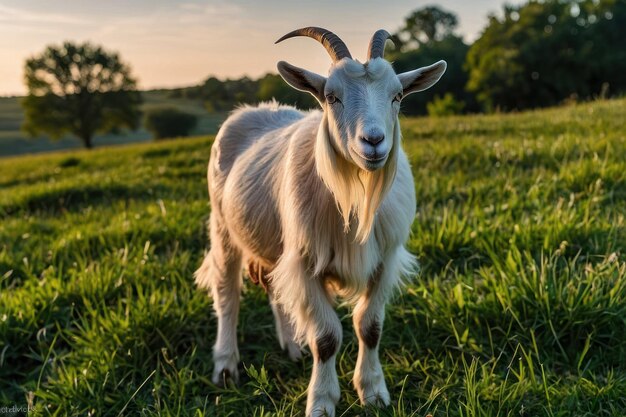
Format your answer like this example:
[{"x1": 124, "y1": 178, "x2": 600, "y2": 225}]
[{"x1": 0, "y1": 90, "x2": 227, "y2": 158}]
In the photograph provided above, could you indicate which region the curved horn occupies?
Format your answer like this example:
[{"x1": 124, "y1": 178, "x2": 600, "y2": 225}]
[
  {"x1": 275, "y1": 27, "x2": 352, "y2": 62},
  {"x1": 367, "y1": 29, "x2": 393, "y2": 60}
]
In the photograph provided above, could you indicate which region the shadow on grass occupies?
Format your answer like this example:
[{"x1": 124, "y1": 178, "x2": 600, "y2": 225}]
[{"x1": 0, "y1": 182, "x2": 171, "y2": 218}]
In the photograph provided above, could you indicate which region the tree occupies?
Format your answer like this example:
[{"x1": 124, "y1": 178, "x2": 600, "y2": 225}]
[
  {"x1": 388, "y1": 35, "x2": 477, "y2": 115},
  {"x1": 394, "y1": 6, "x2": 459, "y2": 50},
  {"x1": 144, "y1": 107, "x2": 198, "y2": 139},
  {"x1": 385, "y1": 6, "x2": 478, "y2": 115},
  {"x1": 22, "y1": 42, "x2": 142, "y2": 148},
  {"x1": 387, "y1": 33, "x2": 478, "y2": 115},
  {"x1": 466, "y1": 0, "x2": 626, "y2": 111}
]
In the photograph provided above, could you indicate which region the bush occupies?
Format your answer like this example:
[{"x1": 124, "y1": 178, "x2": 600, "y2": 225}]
[
  {"x1": 144, "y1": 107, "x2": 198, "y2": 140},
  {"x1": 427, "y1": 93, "x2": 465, "y2": 116}
]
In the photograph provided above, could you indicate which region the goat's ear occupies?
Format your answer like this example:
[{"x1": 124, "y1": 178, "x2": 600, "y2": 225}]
[
  {"x1": 398, "y1": 60, "x2": 447, "y2": 96},
  {"x1": 277, "y1": 61, "x2": 326, "y2": 103}
]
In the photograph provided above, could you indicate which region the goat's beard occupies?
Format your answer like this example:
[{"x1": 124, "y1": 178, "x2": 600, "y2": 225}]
[{"x1": 315, "y1": 115, "x2": 399, "y2": 244}]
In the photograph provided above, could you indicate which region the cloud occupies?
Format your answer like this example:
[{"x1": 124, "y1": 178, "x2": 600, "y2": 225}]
[
  {"x1": 0, "y1": 3, "x2": 87, "y2": 25},
  {"x1": 90, "y1": 2, "x2": 246, "y2": 43}
]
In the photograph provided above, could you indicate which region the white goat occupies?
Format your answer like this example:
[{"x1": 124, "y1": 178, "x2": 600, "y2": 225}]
[{"x1": 195, "y1": 27, "x2": 446, "y2": 417}]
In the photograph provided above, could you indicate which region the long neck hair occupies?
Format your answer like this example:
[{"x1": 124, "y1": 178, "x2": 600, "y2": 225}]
[{"x1": 315, "y1": 114, "x2": 400, "y2": 244}]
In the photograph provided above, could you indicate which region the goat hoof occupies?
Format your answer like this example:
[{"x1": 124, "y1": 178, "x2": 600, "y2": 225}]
[
  {"x1": 365, "y1": 393, "x2": 390, "y2": 408},
  {"x1": 306, "y1": 386, "x2": 339, "y2": 417},
  {"x1": 307, "y1": 403, "x2": 335, "y2": 417},
  {"x1": 212, "y1": 367, "x2": 239, "y2": 387},
  {"x1": 286, "y1": 342, "x2": 303, "y2": 361},
  {"x1": 357, "y1": 377, "x2": 391, "y2": 408},
  {"x1": 361, "y1": 386, "x2": 390, "y2": 408}
]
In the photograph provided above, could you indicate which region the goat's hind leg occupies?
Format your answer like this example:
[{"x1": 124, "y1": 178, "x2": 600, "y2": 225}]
[
  {"x1": 269, "y1": 294, "x2": 302, "y2": 361},
  {"x1": 195, "y1": 214, "x2": 243, "y2": 385}
]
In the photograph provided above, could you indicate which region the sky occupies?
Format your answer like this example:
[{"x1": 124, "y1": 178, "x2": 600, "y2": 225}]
[{"x1": 0, "y1": 0, "x2": 519, "y2": 96}]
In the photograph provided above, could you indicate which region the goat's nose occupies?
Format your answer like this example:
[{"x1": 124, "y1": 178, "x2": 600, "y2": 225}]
[{"x1": 361, "y1": 133, "x2": 385, "y2": 146}]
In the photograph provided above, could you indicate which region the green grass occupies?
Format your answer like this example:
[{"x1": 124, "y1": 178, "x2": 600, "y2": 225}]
[
  {"x1": 0, "y1": 91, "x2": 226, "y2": 157},
  {"x1": 1, "y1": 98, "x2": 626, "y2": 416}
]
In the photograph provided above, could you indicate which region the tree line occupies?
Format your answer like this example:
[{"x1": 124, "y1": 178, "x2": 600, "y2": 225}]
[
  {"x1": 171, "y1": 0, "x2": 624, "y2": 115},
  {"x1": 22, "y1": 0, "x2": 626, "y2": 148}
]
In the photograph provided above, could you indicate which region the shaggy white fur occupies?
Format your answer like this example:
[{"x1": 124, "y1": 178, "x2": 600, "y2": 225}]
[{"x1": 195, "y1": 28, "x2": 446, "y2": 417}]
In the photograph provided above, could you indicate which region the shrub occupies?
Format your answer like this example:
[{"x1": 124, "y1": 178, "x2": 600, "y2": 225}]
[
  {"x1": 144, "y1": 107, "x2": 198, "y2": 140},
  {"x1": 427, "y1": 93, "x2": 465, "y2": 116}
]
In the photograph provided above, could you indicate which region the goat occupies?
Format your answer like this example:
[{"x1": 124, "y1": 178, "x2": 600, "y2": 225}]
[{"x1": 195, "y1": 27, "x2": 446, "y2": 417}]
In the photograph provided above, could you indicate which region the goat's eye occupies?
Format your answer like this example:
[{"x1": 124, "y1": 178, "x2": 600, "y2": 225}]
[
  {"x1": 326, "y1": 94, "x2": 337, "y2": 104},
  {"x1": 392, "y1": 92, "x2": 403, "y2": 103}
]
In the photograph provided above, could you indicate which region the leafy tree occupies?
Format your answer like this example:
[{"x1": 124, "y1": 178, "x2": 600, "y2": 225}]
[
  {"x1": 144, "y1": 107, "x2": 198, "y2": 139},
  {"x1": 394, "y1": 6, "x2": 459, "y2": 50},
  {"x1": 388, "y1": 35, "x2": 478, "y2": 115},
  {"x1": 386, "y1": 6, "x2": 477, "y2": 115},
  {"x1": 466, "y1": 0, "x2": 626, "y2": 111},
  {"x1": 22, "y1": 42, "x2": 142, "y2": 148}
]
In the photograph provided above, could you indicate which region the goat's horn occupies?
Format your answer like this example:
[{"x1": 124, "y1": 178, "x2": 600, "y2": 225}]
[
  {"x1": 367, "y1": 29, "x2": 393, "y2": 60},
  {"x1": 275, "y1": 27, "x2": 352, "y2": 62}
]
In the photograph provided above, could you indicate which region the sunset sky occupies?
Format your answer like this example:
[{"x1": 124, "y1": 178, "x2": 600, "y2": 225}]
[{"x1": 0, "y1": 0, "x2": 520, "y2": 96}]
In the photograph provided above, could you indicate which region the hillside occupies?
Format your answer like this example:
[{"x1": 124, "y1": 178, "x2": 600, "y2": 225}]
[
  {"x1": 1, "y1": 98, "x2": 626, "y2": 416},
  {"x1": 0, "y1": 91, "x2": 226, "y2": 157}
]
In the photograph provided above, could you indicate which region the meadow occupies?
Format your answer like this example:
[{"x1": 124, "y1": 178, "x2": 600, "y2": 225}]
[{"x1": 1, "y1": 98, "x2": 626, "y2": 416}]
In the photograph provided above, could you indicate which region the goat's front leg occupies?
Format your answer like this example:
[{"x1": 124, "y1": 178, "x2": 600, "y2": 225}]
[
  {"x1": 272, "y1": 255, "x2": 342, "y2": 417},
  {"x1": 352, "y1": 265, "x2": 394, "y2": 407},
  {"x1": 305, "y1": 280, "x2": 342, "y2": 417}
]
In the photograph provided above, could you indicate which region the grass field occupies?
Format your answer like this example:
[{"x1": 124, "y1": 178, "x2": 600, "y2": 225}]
[
  {"x1": 0, "y1": 92, "x2": 226, "y2": 157},
  {"x1": 1, "y1": 98, "x2": 626, "y2": 416}
]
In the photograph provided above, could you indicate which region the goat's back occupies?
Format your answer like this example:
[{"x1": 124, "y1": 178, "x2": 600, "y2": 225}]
[
  {"x1": 211, "y1": 102, "x2": 304, "y2": 177},
  {"x1": 207, "y1": 102, "x2": 314, "y2": 266}
]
